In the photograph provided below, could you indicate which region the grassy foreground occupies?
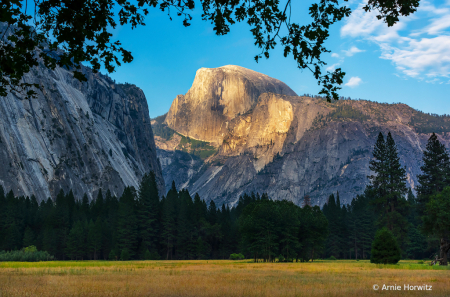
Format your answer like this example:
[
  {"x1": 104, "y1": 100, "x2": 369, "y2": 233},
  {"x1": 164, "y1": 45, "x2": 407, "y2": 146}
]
[{"x1": 0, "y1": 260, "x2": 449, "y2": 296}]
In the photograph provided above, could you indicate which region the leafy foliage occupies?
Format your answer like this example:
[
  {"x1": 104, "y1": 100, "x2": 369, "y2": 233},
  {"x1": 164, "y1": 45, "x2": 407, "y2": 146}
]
[
  {"x1": 229, "y1": 253, "x2": 245, "y2": 260},
  {"x1": 0, "y1": 247, "x2": 54, "y2": 262},
  {"x1": 1, "y1": 0, "x2": 418, "y2": 100}
]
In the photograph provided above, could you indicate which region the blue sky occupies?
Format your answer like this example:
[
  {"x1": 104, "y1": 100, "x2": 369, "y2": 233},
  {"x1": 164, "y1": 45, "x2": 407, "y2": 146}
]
[{"x1": 103, "y1": 0, "x2": 450, "y2": 118}]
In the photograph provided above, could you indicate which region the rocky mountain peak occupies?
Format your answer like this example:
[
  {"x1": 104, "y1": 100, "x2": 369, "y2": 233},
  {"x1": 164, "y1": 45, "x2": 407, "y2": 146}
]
[
  {"x1": 164, "y1": 65, "x2": 297, "y2": 145},
  {"x1": 155, "y1": 66, "x2": 450, "y2": 207}
]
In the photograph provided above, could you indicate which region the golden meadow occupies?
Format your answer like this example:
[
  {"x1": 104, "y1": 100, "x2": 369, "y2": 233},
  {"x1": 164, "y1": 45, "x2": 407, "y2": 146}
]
[{"x1": 0, "y1": 260, "x2": 449, "y2": 297}]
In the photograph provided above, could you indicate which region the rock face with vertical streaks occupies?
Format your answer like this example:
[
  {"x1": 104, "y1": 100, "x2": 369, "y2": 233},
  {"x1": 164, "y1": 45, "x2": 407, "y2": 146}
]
[{"x1": 0, "y1": 54, "x2": 165, "y2": 201}]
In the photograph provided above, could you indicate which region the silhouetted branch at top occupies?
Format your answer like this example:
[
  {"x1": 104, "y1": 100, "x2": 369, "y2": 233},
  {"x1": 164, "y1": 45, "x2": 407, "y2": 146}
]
[{"x1": 1, "y1": 0, "x2": 420, "y2": 100}]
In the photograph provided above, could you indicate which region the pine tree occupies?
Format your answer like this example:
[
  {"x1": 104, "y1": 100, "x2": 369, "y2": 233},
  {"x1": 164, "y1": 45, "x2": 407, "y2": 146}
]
[
  {"x1": 91, "y1": 189, "x2": 104, "y2": 221},
  {"x1": 176, "y1": 189, "x2": 193, "y2": 259},
  {"x1": 302, "y1": 194, "x2": 311, "y2": 208},
  {"x1": 371, "y1": 228, "x2": 401, "y2": 264},
  {"x1": 87, "y1": 218, "x2": 103, "y2": 260},
  {"x1": 65, "y1": 221, "x2": 87, "y2": 260},
  {"x1": 117, "y1": 186, "x2": 138, "y2": 259},
  {"x1": 23, "y1": 226, "x2": 35, "y2": 247},
  {"x1": 137, "y1": 171, "x2": 160, "y2": 257},
  {"x1": 324, "y1": 193, "x2": 341, "y2": 258},
  {"x1": 0, "y1": 185, "x2": 6, "y2": 249},
  {"x1": 3, "y1": 190, "x2": 21, "y2": 251},
  {"x1": 416, "y1": 133, "x2": 450, "y2": 214},
  {"x1": 423, "y1": 186, "x2": 450, "y2": 265},
  {"x1": 369, "y1": 132, "x2": 408, "y2": 247},
  {"x1": 81, "y1": 193, "x2": 90, "y2": 221},
  {"x1": 161, "y1": 181, "x2": 177, "y2": 260},
  {"x1": 384, "y1": 132, "x2": 409, "y2": 246},
  {"x1": 54, "y1": 189, "x2": 70, "y2": 259}
]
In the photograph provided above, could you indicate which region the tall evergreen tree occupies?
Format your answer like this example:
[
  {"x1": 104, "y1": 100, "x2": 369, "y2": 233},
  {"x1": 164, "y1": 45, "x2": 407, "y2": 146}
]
[
  {"x1": 369, "y1": 132, "x2": 408, "y2": 247},
  {"x1": 65, "y1": 220, "x2": 87, "y2": 260},
  {"x1": 416, "y1": 133, "x2": 450, "y2": 214},
  {"x1": 117, "y1": 186, "x2": 138, "y2": 259},
  {"x1": 87, "y1": 218, "x2": 103, "y2": 260},
  {"x1": 423, "y1": 187, "x2": 450, "y2": 265},
  {"x1": 137, "y1": 171, "x2": 160, "y2": 257},
  {"x1": 324, "y1": 193, "x2": 341, "y2": 258},
  {"x1": 161, "y1": 181, "x2": 177, "y2": 260},
  {"x1": 54, "y1": 189, "x2": 70, "y2": 259}
]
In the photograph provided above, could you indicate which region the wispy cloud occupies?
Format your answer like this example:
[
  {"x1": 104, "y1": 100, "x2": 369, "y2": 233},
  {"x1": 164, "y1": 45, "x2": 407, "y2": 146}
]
[
  {"x1": 340, "y1": 0, "x2": 450, "y2": 82},
  {"x1": 343, "y1": 46, "x2": 366, "y2": 56},
  {"x1": 345, "y1": 76, "x2": 363, "y2": 87},
  {"x1": 326, "y1": 63, "x2": 340, "y2": 72},
  {"x1": 331, "y1": 53, "x2": 340, "y2": 58}
]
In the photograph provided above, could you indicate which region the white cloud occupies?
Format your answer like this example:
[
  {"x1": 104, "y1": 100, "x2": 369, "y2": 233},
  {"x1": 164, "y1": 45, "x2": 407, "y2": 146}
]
[
  {"x1": 343, "y1": 46, "x2": 365, "y2": 56},
  {"x1": 380, "y1": 36, "x2": 450, "y2": 78},
  {"x1": 345, "y1": 77, "x2": 363, "y2": 87},
  {"x1": 340, "y1": 0, "x2": 450, "y2": 82},
  {"x1": 331, "y1": 53, "x2": 340, "y2": 58},
  {"x1": 326, "y1": 63, "x2": 340, "y2": 71}
]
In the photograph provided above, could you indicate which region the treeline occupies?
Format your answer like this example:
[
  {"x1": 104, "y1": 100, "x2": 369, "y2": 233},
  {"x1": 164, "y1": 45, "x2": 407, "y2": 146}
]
[
  {"x1": 311, "y1": 105, "x2": 369, "y2": 130},
  {"x1": 410, "y1": 112, "x2": 450, "y2": 133},
  {"x1": 322, "y1": 132, "x2": 450, "y2": 263},
  {"x1": 322, "y1": 189, "x2": 430, "y2": 260},
  {"x1": 0, "y1": 173, "x2": 327, "y2": 261}
]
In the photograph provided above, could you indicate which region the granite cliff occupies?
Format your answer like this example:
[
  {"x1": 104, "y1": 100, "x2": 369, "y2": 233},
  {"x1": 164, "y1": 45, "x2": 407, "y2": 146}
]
[
  {"x1": 164, "y1": 65, "x2": 297, "y2": 145},
  {"x1": 0, "y1": 55, "x2": 165, "y2": 201},
  {"x1": 155, "y1": 66, "x2": 450, "y2": 206}
]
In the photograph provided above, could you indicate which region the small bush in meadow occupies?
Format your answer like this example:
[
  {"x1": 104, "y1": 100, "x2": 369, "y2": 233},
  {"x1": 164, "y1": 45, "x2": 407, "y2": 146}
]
[
  {"x1": 0, "y1": 246, "x2": 54, "y2": 262},
  {"x1": 120, "y1": 249, "x2": 130, "y2": 261},
  {"x1": 278, "y1": 254, "x2": 285, "y2": 262},
  {"x1": 328, "y1": 256, "x2": 337, "y2": 260},
  {"x1": 370, "y1": 228, "x2": 401, "y2": 264},
  {"x1": 109, "y1": 250, "x2": 116, "y2": 260},
  {"x1": 230, "y1": 253, "x2": 245, "y2": 260},
  {"x1": 417, "y1": 260, "x2": 424, "y2": 264}
]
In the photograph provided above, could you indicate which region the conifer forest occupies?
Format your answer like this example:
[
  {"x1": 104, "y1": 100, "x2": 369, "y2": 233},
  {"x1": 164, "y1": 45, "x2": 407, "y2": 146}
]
[{"x1": 0, "y1": 132, "x2": 449, "y2": 264}]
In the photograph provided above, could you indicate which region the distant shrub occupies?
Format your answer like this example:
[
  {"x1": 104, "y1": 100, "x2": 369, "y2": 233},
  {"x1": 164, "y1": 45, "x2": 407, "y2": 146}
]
[
  {"x1": 120, "y1": 249, "x2": 130, "y2": 261},
  {"x1": 230, "y1": 253, "x2": 245, "y2": 260},
  {"x1": 144, "y1": 250, "x2": 152, "y2": 260},
  {"x1": 0, "y1": 246, "x2": 54, "y2": 262},
  {"x1": 148, "y1": 251, "x2": 161, "y2": 260},
  {"x1": 417, "y1": 260, "x2": 424, "y2": 264},
  {"x1": 143, "y1": 249, "x2": 161, "y2": 260},
  {"x1": 278, "y1": 254, "x2": 285, "y2": 262},
  {"x1": 371, "y1": 228, "x2": 401, "y2": 264},
  {"x1": 109, "y1": 250, "x2": 116, "y2": 260},
  {"x1": 328, "y1": 256, "x2": 337, "y2": 260}
]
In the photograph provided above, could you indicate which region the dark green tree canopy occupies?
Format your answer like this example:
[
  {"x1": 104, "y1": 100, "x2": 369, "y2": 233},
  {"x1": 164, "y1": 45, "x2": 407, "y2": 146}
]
[
  {"x1": 1, "y1": 0, "x2": 420, "y2": 100},
  {"x1": 416, "y1": 133, "x2": 450, "y2": 211},
  {"x1": 370, "y1": 227, "x2": 401, "y2": 264}
]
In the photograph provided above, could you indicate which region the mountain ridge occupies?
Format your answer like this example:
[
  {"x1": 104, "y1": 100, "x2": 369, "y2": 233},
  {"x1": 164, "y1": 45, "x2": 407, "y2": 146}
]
[{"x1": 154, "y1": 65, "x2": 450, "y2": 206}]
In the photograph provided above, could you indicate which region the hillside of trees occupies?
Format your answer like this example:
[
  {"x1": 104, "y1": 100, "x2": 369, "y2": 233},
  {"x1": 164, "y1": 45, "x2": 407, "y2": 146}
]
[
  {"x1": 1, "y1": 132, "x2": 449, "y2": 264},
  {"x1": 0, "y1": 174, "x2": 327, "y2": 262}
]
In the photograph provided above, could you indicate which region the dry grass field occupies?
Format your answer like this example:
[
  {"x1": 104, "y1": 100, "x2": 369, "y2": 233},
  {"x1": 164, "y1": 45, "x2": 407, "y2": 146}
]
[{"x1": 0, "y1": 260, "x2": 449, "y2": 297}]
